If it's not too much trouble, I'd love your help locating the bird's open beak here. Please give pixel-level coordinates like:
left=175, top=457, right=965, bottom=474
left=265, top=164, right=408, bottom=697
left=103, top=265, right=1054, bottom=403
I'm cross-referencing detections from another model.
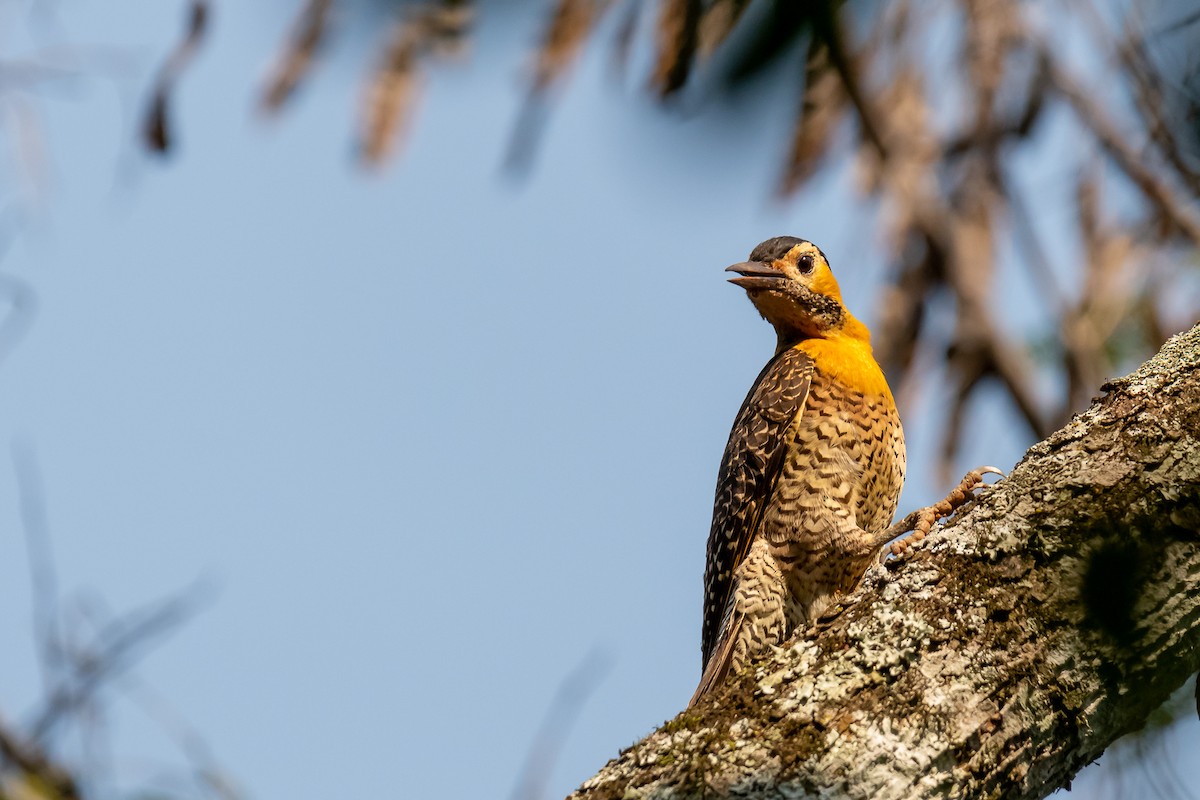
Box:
left=726, top=260, right=787, bottom=290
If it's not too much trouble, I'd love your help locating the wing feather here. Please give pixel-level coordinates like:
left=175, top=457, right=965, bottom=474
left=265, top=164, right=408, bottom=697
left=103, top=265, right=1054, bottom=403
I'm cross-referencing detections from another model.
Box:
left=700, top=346, right=813, bottom=670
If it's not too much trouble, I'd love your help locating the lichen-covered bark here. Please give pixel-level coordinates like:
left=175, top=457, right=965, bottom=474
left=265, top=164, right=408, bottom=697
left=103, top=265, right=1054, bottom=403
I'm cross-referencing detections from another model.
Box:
left=572, top=323, right=1200, bottom=800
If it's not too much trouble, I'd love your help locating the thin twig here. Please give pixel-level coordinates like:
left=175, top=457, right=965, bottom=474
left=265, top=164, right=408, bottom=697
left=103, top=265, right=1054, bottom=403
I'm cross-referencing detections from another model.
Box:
left=31, top=583, right=210, bottom=742
left=260, top=0, right=333, bottom=113
left=1048, top=57, right=1200, bottom=246
left=12, top=441, right=62, bottom=696
left=142, top=0, right=210, bottom=153
left=509, top=649, right=614, bottom=800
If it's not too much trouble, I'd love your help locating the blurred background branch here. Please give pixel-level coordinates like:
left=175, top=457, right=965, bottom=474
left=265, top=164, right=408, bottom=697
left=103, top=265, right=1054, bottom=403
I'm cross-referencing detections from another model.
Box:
left=148, top=0, right=1200, bottom=481
left=2, top=441, right=229, bottom=800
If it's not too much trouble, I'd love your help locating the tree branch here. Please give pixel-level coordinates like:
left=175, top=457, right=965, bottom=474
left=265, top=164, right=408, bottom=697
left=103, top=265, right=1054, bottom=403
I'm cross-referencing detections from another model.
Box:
left=571, top=322, right=1200, bottom=800
left=1046, top=58, right=1200, bottom=247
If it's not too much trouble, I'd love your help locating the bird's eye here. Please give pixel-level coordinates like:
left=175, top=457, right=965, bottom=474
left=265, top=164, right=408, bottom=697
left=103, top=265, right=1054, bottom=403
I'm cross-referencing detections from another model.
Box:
left=798, top=254, right=815, bottom=274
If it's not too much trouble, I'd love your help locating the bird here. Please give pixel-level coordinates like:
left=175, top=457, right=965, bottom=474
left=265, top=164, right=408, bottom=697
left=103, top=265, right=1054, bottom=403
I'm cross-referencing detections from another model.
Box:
left=691, top=236, right=998, bottom=706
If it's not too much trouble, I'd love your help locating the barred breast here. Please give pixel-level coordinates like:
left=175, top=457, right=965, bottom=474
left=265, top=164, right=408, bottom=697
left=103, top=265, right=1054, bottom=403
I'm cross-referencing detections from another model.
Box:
left=761, top=366, right=906, bottom=627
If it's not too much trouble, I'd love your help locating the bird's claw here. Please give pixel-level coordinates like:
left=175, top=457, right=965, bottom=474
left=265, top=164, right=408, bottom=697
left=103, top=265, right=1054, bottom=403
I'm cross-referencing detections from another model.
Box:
left=879, top=466, right=1003, bottom=562
left=940, top=466, right=1004, bottom=516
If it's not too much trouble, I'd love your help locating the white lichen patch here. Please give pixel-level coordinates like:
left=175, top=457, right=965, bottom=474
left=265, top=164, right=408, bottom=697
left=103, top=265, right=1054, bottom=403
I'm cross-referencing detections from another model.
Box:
left=729, top=718, right=753, bottom=739
left=881, top=581, right=901, bottom=602
left=845, top=605, right=934, bottom=672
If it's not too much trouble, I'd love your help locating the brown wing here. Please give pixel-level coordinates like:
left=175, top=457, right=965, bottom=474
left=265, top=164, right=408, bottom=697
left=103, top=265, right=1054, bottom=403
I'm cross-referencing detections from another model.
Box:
left=700, top=346, right=812, bottom=670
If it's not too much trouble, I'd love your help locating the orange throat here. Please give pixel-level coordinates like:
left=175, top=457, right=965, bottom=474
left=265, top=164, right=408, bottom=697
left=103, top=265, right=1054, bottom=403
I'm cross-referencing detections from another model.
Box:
left=792, top=333, right=895, bottom=403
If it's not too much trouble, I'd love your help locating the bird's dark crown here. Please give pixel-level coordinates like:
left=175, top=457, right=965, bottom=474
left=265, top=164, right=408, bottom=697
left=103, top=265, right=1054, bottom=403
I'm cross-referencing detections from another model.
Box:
left=748, top=236, right=825, bottom=264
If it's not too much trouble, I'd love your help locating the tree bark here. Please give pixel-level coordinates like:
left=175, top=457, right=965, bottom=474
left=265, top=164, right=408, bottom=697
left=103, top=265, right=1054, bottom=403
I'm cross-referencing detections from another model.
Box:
left=571, top=323, right=1200, bottom=800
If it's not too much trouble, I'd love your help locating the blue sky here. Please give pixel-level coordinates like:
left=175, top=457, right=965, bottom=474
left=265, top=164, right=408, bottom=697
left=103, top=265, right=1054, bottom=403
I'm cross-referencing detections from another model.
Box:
left=0, top=3, right=1196, bottom=799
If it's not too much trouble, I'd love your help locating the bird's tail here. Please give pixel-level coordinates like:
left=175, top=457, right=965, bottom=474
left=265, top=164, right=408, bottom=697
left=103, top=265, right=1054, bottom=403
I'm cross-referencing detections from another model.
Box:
left=688, top=612, right=742, bottom=707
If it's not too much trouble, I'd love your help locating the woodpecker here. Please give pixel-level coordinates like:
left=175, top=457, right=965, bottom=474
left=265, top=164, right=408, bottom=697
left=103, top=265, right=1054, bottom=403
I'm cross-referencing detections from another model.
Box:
left=692, top=237, right=1000, bottom=705
left=692, top=236, right=907, bottom=704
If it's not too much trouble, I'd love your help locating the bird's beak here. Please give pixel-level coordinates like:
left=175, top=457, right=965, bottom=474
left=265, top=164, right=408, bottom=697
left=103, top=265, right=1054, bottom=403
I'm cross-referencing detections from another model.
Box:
left=726, top=260, right=787, bottom=290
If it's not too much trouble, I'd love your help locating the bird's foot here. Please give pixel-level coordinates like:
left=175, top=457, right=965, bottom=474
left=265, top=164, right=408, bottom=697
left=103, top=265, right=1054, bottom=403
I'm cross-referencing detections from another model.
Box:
left=879, top=466, right=1004, bottom=561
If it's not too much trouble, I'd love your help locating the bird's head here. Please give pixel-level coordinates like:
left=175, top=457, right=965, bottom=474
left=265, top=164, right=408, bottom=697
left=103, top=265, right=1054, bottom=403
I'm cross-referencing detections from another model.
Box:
left=726, top=236, right=867, bottom=346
